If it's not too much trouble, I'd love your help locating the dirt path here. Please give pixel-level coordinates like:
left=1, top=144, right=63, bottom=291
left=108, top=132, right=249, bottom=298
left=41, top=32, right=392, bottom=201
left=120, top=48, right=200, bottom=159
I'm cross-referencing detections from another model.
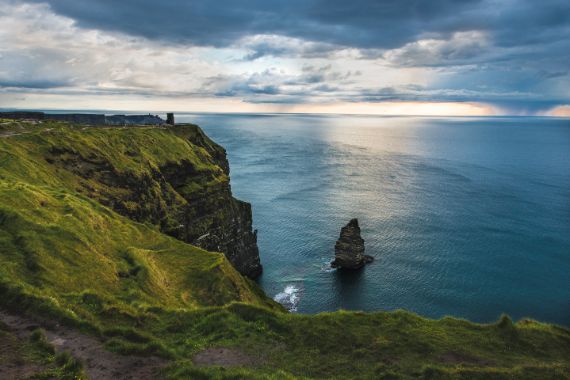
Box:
left=0, top=310, right=167, bottom=380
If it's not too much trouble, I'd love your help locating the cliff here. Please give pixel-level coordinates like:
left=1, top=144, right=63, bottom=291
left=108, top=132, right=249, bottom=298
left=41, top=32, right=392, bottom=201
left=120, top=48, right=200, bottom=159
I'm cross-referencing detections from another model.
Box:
left=0, top=119, right=568, bottom=380
left=0, top=120, right=261, bottom=277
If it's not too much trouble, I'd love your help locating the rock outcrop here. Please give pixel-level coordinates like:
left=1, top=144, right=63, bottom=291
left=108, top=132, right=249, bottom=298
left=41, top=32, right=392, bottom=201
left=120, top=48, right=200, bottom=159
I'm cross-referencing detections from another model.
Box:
left=331, top=219, right=373, bottom=269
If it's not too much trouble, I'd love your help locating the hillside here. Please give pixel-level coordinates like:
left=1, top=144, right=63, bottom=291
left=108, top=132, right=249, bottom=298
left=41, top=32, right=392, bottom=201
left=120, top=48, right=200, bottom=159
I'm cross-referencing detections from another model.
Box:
left=0, top=120, right=261, bottom=278
left=0, top=119, right=568, bottom=380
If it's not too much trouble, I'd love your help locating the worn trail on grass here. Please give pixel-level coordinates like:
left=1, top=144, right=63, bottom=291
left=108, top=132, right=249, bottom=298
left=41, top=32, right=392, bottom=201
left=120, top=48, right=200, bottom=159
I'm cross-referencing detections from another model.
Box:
left=0, top=310, right=166, bottom=380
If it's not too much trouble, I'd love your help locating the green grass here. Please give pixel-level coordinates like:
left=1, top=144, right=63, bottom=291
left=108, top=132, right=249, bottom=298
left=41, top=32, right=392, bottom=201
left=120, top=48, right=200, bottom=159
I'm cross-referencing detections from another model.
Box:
left=0, top=121, right=569, bottom=379
left=0, top=180, right=276, bottom=312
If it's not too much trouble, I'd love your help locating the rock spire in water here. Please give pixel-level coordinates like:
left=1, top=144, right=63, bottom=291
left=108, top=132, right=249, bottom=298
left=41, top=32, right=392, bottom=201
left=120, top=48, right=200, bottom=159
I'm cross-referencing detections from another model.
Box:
left=331, top=218, right=373, bottom=269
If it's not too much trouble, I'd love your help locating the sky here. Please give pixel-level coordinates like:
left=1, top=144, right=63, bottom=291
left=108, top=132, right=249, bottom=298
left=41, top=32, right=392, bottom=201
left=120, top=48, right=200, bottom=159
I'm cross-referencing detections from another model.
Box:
left=0, top=0, right=569, bottom=116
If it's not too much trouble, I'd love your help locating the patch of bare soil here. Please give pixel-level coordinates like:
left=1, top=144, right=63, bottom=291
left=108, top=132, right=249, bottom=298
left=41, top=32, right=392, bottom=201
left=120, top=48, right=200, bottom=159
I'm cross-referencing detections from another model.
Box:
left=193, top=347, right=261, bottom=368
left=0, top=310, right=167, bottom=380
left=0, top=328, right=47, bottom=380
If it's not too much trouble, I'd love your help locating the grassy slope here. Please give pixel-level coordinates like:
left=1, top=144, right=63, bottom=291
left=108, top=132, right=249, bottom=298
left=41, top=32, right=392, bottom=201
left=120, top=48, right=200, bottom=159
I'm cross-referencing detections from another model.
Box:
left=0, top=181, right=274, bottom=311
left=0, top=121, right=228, bottom=230
left=0, top=121, right=568, bottom=379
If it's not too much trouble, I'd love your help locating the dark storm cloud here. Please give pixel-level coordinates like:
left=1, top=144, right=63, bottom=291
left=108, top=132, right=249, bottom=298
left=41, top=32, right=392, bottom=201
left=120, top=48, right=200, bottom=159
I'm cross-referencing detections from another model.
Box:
left=17, top=1, right=570, bottom=65
left=241, top=39, right=338, bottom=60
left=486, top=0, right=570, bottom=48
left=27, top=0, right=570, bottom=63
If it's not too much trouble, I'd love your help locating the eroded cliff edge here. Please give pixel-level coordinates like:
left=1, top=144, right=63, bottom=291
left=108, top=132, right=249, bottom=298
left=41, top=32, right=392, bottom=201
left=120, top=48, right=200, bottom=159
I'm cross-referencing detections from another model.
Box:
left=2, top=121, right=262, bottom=277
left=157, top=126, right=262, bottom=277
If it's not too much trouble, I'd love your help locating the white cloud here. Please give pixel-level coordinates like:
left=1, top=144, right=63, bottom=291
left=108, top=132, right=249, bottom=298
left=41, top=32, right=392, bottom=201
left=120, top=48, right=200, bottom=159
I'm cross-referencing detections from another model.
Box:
left=0, top=2, right=226, bottom=94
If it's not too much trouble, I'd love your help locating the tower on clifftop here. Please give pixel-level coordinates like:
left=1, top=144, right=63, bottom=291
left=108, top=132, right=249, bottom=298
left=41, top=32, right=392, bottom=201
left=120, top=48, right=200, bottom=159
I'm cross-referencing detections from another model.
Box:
left=166, top=113, right=175, bottom=125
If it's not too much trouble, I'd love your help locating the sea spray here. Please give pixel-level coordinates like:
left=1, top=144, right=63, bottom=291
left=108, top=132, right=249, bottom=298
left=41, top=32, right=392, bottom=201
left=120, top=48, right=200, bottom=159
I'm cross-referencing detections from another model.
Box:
left=320, top=257, right=337, bottom=273
left=274, top=285, right=301, bottom=312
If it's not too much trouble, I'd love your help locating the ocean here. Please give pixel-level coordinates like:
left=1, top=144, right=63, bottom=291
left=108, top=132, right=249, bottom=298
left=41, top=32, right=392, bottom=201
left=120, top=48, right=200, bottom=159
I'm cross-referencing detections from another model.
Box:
left=177, top=113, right=570, bottom=325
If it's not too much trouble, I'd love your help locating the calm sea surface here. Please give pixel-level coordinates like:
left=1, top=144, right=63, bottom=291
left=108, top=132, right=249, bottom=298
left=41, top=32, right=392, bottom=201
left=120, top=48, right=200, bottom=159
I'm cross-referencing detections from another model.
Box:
left=177, top=114, right=570, bottom=325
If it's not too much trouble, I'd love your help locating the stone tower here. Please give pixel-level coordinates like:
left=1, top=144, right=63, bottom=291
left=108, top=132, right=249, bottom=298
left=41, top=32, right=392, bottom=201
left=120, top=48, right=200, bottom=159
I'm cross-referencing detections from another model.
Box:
left=166, top=113, right=175, bottom=125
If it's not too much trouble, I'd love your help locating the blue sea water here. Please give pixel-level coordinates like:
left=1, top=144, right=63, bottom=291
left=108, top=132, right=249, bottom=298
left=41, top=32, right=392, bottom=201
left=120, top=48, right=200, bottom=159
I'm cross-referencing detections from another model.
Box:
left=177, top=113, right=570, bottom=325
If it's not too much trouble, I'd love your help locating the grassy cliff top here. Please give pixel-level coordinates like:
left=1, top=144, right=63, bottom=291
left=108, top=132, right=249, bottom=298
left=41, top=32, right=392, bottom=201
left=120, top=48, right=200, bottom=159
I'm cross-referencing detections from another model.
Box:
left=0, top=120, right=568, bottom=379
left=0, top=120, right=228, bottom=190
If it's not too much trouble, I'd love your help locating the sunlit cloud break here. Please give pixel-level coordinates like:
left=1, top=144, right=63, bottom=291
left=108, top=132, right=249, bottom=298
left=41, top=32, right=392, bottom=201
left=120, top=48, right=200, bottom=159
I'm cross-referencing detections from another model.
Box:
left=0, top=0, right=569, bottom=115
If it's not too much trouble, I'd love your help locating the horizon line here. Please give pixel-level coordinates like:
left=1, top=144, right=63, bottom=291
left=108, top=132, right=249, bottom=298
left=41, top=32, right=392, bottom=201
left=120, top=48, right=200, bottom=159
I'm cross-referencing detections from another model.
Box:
left=2, top=107, right=570, bottom=119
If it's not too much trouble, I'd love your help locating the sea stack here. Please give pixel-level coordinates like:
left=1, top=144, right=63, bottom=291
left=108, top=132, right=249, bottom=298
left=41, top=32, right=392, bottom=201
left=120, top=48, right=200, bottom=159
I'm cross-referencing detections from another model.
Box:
left=331, top=218, right=374, bottom=269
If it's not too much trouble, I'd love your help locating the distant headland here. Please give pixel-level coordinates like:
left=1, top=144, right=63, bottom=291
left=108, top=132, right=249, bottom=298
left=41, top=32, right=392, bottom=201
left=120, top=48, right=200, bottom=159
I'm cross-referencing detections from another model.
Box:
left=0, top=111, right=176, bottom=126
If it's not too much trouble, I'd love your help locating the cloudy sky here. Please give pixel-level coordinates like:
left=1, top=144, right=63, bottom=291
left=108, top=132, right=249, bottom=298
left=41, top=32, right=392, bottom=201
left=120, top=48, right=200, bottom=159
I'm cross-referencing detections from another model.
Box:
left=1, top=0, right=569, bottom=115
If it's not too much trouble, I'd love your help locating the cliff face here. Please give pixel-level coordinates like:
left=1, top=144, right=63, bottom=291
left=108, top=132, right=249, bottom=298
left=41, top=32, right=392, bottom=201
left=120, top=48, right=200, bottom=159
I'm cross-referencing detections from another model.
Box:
left=145, top=147, right=262, bottom=277
left=1, top=122, right=262, bottom=277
